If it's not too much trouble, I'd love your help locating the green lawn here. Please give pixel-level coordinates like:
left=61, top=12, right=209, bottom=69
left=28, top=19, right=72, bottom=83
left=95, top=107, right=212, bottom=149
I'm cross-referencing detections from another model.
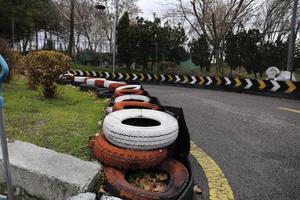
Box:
left=2, top=80, right=107, bottom=160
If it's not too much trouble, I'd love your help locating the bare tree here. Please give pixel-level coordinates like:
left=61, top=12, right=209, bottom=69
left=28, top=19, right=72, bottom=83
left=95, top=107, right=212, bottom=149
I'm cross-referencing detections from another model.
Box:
left=253, top=0, right=295, bottom=42
left=166, top=0, right=254, bottom=74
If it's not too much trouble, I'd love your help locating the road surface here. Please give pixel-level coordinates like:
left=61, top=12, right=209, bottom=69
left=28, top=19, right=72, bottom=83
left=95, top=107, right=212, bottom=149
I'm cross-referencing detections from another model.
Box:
left=145, top=84, right=300, bottom=200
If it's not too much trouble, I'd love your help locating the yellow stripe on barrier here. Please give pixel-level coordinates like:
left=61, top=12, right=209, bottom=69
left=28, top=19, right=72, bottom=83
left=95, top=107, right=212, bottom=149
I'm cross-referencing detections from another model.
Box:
left=234, top=78, right=241, bottom=87
left=140, top=74, right=145, bottom=81
left=182, top=75, right=189, bottom=83
left=125, top=73, right=130, bottom=80
left=285, top=81, right=296, bottom=93
left=199, top=76, right=205, bottom=85
left=191, top=142, right=234, bottom=200
left=168, top=75, right=173, bottom=82
left=216, top=77, right=222, bottom=86
left=258, top=80, right=267, bottom=90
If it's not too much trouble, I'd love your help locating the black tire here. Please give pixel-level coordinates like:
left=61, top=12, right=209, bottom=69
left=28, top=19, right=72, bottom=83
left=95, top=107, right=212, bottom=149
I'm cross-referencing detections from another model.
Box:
left=57, top=79, right=73, bottom=85
left=97, top=90, right=113, bottom=98
left=80, top=84, right=98, bottom=92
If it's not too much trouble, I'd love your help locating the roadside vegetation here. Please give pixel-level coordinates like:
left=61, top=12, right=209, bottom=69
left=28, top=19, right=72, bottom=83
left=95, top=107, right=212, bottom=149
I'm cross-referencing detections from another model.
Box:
left=3, top=79, right=107, bottom=160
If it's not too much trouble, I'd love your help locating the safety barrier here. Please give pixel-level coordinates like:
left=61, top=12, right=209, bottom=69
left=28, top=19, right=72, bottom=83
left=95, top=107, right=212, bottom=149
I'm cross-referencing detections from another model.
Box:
left=67, top=70, right=300, bottom=99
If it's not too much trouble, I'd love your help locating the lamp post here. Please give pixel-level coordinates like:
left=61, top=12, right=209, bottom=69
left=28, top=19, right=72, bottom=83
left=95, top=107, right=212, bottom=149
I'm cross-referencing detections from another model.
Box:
left=95, top=4, right=106, bottom=68
left=287, top=0, right=299, bottom=80
left=112, top=14, right=117, bottom=73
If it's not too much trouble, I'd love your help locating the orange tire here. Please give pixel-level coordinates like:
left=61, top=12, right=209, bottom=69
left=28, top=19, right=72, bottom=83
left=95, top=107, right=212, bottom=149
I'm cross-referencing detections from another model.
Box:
left=95, top=79, right=105, bottom=87
left=113, top=89, right=144, bottom=98
left=113, top=101, right=160, bottom=111
left=104, top=159, right=189, bottom=200
left=93, top=134, right=168, bottom=170
left=109, top=83, right=127, bottom=93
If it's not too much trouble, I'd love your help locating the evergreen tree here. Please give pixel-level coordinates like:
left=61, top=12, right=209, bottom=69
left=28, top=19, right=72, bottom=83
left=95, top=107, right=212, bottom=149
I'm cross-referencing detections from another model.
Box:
left=189, top=35, right=211, bottom=72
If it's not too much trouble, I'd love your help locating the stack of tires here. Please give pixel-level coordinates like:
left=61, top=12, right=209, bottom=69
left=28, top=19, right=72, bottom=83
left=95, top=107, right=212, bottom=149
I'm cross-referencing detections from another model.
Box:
left=93, top=84, right=193, bottom=200
left=57, top=75, right=194, bottom=199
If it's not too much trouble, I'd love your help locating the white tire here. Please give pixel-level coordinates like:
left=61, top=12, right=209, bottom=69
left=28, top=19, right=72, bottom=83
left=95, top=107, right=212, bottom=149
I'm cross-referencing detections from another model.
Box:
left=74, top=76, right=88, bottom=83
left=86, top=78, right=106, bottom=86
left=106, top=107, right=113, bottom=114
left=115, top=84, right=141, bottom=91
left=103, top=109, right=179, bottom=150
left=114, top=95, right=150, bottom=103
left=104, top=80, right=126, bottom=88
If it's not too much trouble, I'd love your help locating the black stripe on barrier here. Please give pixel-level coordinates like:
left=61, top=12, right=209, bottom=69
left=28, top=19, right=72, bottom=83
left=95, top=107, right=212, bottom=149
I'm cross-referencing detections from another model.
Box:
left=64, top=70, right=300, bottom=98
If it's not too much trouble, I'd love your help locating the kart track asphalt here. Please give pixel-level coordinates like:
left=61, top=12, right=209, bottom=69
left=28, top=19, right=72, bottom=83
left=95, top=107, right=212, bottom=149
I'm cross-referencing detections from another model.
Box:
left=144, top=84, right=300, bottom=200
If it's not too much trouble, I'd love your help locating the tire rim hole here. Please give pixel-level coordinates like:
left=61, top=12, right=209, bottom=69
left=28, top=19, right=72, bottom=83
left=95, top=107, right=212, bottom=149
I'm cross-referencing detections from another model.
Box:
left=124, top=99, right=145, bottom=102
left=122, top=91, right=141, bottom=95
left=126, top=169, right=169, bottom=192
left=122, top=118, right=161, bottom=127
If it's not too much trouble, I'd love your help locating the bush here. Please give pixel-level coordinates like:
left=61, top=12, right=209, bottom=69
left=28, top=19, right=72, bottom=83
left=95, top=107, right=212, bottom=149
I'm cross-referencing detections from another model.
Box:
left=0, top=38, right=22, bottom=82
left=25, top=50, right=71, bottom=98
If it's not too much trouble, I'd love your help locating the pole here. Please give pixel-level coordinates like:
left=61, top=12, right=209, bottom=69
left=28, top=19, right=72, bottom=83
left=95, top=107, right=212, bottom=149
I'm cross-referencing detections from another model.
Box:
left=0, top=111, right=13, bottom=200
left=155, top=41, right=158, bottom=74
left=0, top=55, right=13, bottom=200
left=287, top=0, right=299, bottom=79
left=11, top=19, right=14, bottom=49
left=112, top=14, right=117, bottom=73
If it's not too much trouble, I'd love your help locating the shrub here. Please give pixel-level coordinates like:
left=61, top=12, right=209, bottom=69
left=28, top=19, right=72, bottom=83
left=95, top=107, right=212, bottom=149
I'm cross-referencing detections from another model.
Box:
left=25, top=50, right=71, bottom=98
left=0, top=38, right=22, bottom=82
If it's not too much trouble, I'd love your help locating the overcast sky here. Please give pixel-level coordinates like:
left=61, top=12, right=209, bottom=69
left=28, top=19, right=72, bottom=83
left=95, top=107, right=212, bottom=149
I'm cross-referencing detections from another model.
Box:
left=137, top=0, right=164, bottom=19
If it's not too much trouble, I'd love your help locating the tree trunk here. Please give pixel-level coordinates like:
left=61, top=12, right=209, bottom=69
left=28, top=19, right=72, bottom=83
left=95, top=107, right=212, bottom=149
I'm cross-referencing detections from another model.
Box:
left=44, top=29, right=47, bottom=47
left=68, top=0, right=75, bottom=57
left=35, top=27, right=38, bottom=50
left=214, top=44, right=221, bottom=75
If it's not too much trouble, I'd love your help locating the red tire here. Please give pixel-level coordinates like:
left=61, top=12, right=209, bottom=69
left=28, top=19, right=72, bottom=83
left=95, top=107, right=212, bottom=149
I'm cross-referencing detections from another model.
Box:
left=113, top=89, right=144, bottom=98
left=93, top=134, right=168, bottom=170
left=95, top=79, right=105, bottom=87
left=104, top=159, right=189, bottom=200
left=113, top=101, right=160, bottom=112
left=109, top=83, right=127, bottom=93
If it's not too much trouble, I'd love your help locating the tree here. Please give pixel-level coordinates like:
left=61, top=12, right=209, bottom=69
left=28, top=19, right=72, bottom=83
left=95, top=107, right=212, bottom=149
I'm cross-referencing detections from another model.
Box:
left=164, top=25, right=189, bottom=64
left=174, top=0, right=253, bottom=74
left=0, top=0, right=60, bottom=51
left=117, top=12, right=132, bottom=69
left=189, top=35, right=210, bottom=72
left=240, top=29, right=262, bottom=77
left=225, top=31, right=243, bottom=73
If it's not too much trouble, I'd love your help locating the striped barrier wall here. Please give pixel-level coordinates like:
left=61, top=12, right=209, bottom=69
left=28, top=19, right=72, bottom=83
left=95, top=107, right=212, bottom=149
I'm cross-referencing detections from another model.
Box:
left=66, top=70, right=300, bottom=99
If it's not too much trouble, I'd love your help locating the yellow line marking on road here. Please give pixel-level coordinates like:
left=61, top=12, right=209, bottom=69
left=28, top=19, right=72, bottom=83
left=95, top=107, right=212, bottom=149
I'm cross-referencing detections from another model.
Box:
left=278, top=107, right=300, bottom=114
left=191, top=141, right=234, bottom=200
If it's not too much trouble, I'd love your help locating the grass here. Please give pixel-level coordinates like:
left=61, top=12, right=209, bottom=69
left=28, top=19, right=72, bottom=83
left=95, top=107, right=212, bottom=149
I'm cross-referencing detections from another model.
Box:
left=2, top=80, right=107, bottom=160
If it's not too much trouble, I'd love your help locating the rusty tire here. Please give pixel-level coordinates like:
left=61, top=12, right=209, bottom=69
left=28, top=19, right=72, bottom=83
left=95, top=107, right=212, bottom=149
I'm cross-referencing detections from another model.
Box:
left=104, top=159, right=189, bottom=200
left=95, top=79, right=106, bottom=87
left=93, top=134, right=168, bottom=170
left=109, top=83, right=127, bottom=93
left=113, top=89, right=144, bottom=98
left=104, top=80, right=125, bottom=88
left=86, top=78, right=106, bottom=86
left=113, top=101, right=160, bottom=112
